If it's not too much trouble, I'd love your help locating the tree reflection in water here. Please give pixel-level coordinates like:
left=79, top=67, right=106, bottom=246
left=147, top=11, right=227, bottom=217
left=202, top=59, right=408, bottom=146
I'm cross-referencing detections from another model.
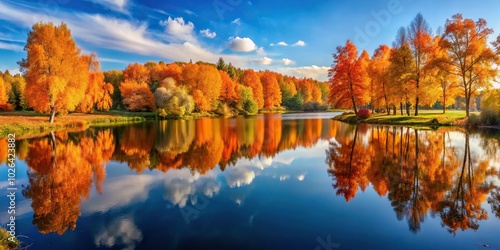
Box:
left=326, top=123, right=498, bottom=234
left=12, top=115, right=500, bottom=235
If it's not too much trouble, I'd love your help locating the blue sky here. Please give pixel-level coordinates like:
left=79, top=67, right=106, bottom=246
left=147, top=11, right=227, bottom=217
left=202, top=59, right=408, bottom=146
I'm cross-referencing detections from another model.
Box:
left=1, top=0, right=500, bottom=81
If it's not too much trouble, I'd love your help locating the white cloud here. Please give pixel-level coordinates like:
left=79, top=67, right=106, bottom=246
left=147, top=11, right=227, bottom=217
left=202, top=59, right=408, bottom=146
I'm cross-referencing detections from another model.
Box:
left=99, top=57, right=130, bottom=64
left=255, top=57, right=272, bottom=65
left=160, top=17, right=196, bottom=43
left=271, top=41, right=288, bottom=47
left=184, top=9, right=197, bottom=16
left=282, top=58, right=295, bottom=65
left=0, top=41, right=23, bottom=51
left=94, top=217, right=143, bottom=250
left=231, top=18, right=242, bottom=25
left=228, top=36, right=257, bottom=52
left=277, top=65, right=330, bottom=81
left=90, top=0, right=128, bottom=13
left=200, top=28, right=216, bottom=38
left=292, top=40, right=306, bottom=46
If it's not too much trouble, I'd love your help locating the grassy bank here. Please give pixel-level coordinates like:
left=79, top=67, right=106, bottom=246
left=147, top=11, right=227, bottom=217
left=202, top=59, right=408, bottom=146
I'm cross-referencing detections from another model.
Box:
left=332, top=110, right=477, bottom=127
left=0, top=111, right=147, bottom=138
left=0, top=228, right=19, bottom=250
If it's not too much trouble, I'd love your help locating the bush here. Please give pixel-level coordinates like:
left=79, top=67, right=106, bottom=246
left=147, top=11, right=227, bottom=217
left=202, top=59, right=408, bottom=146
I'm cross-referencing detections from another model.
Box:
left=357, top=109, right=371, bottom=119
left=154, top=78, right=194, bottom=118
left=467, top=114, right=482, bottom=127
left=318, top=104, right=329, bottom=111
left=243, top=99, right=258, bottom=115
left=302, top=101, right=319, bottom=112
left=480, top=89, right=500, bottom=125
left=0, top=103, right=13, bottom=111
left=283, top=95, right=303, bottom=111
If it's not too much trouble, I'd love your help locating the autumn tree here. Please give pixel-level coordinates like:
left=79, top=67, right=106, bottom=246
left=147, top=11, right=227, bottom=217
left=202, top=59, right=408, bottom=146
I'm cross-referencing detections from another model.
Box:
left=390, top=28, right=416, bottom=115
left=439, top=14, right=498, bottom=117
left=181, top=63, right=222, bottom=111
left=260, top=71, right=282, bottom=109
left=368, top=45, right=392, bottom=113
left=154, top=78, right=194, bottom=118
left=328, top=40, right=370, bottom=114
left=241, top=69, right=264, bottom=109
left=0, top=76, right=12, bottom=111
left=123, top=63, right=150, bottom=84
left=20, top=22, right=88, bottom=122
left=77, top=53, right=114, bottom=113
left=428, top=35, right=460, bottom=113
left=407, top=13, right=433, bottom=116
left=103, top=70, right=124, bottom=109
left=219, top=70, right=239, bottom=106
left=119, top=80, right=155, bottom=111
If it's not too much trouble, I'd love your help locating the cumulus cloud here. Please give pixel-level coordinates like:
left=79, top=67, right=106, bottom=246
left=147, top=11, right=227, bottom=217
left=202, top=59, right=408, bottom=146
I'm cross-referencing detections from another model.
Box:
left=270, top=41, right=288, bottom=47
left=282, top=58, right=295, bottom=65
left=277, top=65, right=329, bottom=81
left=228, top=36, right=257, bottom=52
left=160, top=16, right=196, bottom=43
left=231, top=18, right=242, bottom=25
left=95, top=217, right=143, bottom=250
left=292, top=40, right=306, bottom=46
left=200, top=28, right=216, bottom=38
left=255, top=57, right=272, bottom=65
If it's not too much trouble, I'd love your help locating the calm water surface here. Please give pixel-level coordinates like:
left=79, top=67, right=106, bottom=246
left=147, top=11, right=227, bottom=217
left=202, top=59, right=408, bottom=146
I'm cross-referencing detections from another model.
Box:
left=1, top=113, right=500, bottom=250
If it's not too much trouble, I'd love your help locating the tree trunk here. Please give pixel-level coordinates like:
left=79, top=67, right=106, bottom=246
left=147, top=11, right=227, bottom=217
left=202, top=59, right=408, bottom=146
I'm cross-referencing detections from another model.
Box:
left=49, top=105, right=56, bottom=123
left=400, top=102, right=403, bottom=115
left=465, top=95, right=470, bottom=117
left=406, top=102, right=410, bottom=116
left=442, top=87, right=446, bottom=114
left=414, top=79, right=419, bottom=116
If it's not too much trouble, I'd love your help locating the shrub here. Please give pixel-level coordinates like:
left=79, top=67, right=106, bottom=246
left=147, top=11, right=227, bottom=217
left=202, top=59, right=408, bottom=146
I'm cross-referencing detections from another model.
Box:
left=0, top=103, right=13, bottom=111
left=302, top=101, right=319, bottom=112
left=480, top=89, right=500, bottom=125
left=357, top=109, right=371, bottom=119
left=318, top=104, right=329, bottom=111
left=283, top=95, right=303, bottom=111
left=467, top=113, right=482, bottom=127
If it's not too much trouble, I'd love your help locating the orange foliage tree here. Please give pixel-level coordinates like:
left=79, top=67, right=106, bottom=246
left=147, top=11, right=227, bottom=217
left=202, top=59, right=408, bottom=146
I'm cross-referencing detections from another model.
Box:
left=119, top=80, right=155, bottom=111
left=181, top=63, right=222, bottom=111
left=77, top=53, right=114, bottom=113
left=219, top=70, right=239, bottom=106
left=328, top=40, right=370, bottom=114
left=241, top=69, right=264, bottom=109
left=439, top=14, right=498, bottom=117
left=20, top=22, right=88, bottom=122
left=0, top=76, right=13, bottom=111
left=260, top=71, right=282, bottom=109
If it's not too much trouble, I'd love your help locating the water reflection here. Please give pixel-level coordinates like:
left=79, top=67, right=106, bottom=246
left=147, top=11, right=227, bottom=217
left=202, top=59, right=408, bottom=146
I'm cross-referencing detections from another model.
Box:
left=326, top=123, right=500, bottom=234
left=2, top=114, right=499, bottom=240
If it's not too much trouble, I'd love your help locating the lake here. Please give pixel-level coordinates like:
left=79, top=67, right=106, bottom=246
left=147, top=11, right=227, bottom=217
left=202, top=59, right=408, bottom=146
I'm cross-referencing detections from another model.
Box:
left=1, top=113, right=500, bottom=249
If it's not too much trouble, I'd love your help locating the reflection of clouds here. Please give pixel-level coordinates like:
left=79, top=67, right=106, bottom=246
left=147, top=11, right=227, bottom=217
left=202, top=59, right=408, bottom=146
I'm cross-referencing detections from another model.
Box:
left=162, top=169, right=220, bottom=208
left=81, top=175, right=157, bottom=213
left=80, top=139, right=330, bottom=215
left=225, top=166, right=256, bottom=188
left=279, top=175, right=289, bottom=181
left=297, top=173, right=306, bottom=181
left=95, top=217, right=143, bottom=250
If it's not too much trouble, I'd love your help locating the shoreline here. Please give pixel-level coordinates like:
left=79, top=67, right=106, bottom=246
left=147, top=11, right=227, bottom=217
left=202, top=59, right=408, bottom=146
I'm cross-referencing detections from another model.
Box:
left=332, top=112, right=500, bottom=130
left=0, top=109, right=343, bottom=138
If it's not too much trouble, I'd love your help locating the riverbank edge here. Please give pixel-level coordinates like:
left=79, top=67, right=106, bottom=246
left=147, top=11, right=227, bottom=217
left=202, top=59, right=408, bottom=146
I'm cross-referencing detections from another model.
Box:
left=0, top=109, right=344, bottom=138
left=332, top=113, right=500, bottom=129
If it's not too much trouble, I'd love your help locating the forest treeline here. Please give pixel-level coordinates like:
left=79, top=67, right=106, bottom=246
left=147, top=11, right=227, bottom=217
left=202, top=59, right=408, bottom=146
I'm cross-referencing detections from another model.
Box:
left=328, top=13, right=500, bottom=123
left=0, top=23, right=329, bottom=121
